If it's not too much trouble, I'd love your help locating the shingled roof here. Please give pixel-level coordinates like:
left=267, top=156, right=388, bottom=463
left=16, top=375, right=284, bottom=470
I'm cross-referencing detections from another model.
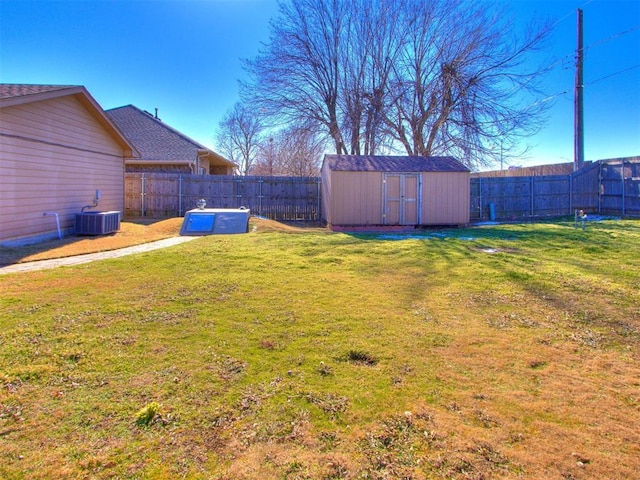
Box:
left=323, top=155, right=469, bottom=173
left=106, top=105, right=233, bottom=167
left=0, top=84, right=79, bottom=100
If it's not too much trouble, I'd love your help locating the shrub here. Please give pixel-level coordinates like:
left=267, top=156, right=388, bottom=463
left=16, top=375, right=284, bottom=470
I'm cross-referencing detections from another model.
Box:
left=135, top=402, right=160, bottom=427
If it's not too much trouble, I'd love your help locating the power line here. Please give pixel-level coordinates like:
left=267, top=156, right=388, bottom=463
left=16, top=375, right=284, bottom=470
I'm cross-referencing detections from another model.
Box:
left=548, top=23, right=640, bottom=74
left=585, top=64, right=640, bottom=86
left=550, top=0, right=596, bottom=29
left=584, top=23, right=640, bottom=52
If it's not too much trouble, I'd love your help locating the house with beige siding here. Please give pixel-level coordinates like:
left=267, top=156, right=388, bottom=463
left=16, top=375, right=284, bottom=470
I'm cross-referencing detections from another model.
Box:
left=106, top=105, right=235, bottom=175
left=321, top=155, right=470, bottom=229
left=0, top=84, right=137, bottom=245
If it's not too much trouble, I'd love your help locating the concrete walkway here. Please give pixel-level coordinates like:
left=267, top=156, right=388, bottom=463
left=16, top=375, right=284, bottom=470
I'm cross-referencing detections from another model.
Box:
left=0, top=236, right=197, bottom=275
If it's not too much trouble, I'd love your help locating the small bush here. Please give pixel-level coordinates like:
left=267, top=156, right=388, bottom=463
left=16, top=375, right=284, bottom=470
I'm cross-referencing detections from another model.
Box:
left=135, top=402, right=161, bottom=427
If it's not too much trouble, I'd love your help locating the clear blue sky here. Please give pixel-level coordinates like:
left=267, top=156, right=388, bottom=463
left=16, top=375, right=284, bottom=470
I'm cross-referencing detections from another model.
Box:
left=1, top=0, right=638, bottom=169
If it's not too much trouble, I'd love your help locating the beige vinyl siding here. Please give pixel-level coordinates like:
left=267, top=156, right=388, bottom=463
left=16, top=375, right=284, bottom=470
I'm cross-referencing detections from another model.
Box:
left=1, top=95, right=125, bottom=241
left=328, top=171, right=383, bottom=226
left=421, top=172, right=470, bottom=225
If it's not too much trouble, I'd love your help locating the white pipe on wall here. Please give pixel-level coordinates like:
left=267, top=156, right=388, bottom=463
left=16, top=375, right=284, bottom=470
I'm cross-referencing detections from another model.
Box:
left=43, top=212, right=62, bottom=239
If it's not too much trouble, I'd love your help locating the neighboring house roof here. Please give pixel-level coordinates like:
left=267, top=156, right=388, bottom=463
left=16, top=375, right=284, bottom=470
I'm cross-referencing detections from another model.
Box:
left=323, top=155, right=470, bottom=173
left=105, top=105, right=234, bottom=169
left=0, top=84, right=137, bottom=158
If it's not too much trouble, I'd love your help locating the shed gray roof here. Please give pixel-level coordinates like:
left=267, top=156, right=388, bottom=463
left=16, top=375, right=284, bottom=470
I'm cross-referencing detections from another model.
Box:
left=323, top=155, right=469, bottom=173
left=106, top=105, right=233, bottom=166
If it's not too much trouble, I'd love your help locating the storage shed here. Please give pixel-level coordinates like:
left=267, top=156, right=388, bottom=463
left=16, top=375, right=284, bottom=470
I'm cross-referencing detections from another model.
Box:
left=0, top=84, right=137, bottom=245
left=321, top=155, right=470, bottom=229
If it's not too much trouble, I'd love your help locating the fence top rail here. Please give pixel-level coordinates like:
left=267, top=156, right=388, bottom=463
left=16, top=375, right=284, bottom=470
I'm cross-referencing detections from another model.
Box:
left=125, top=172, right=321, bottom=182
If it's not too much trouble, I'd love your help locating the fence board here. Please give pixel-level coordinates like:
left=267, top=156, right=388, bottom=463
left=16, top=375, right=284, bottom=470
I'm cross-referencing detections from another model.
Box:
left=125, top=173, right=321, bottom=221
left=470, top=159, right=640, bottom=220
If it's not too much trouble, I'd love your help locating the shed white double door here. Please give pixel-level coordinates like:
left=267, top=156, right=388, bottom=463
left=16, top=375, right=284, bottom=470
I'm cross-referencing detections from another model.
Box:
left=382, top=173, right=422, bottom=225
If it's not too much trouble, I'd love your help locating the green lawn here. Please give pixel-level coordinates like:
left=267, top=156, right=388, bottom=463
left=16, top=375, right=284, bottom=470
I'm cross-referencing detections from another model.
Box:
left=1, top=219, right=639, bottom=479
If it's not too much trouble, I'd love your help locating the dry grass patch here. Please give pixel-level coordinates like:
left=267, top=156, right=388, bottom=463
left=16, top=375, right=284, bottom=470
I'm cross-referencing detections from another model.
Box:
left=0, top=218, right=183, bottom=265
left=0, top=217, right=322, bottom=266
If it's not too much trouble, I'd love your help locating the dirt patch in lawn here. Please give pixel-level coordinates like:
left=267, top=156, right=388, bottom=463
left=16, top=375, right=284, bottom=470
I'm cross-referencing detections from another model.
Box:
left=249, top=216, right=326, bottom=234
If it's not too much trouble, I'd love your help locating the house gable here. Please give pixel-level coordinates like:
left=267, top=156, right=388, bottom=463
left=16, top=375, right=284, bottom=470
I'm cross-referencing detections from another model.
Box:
left=106, top=105, right=234, bottom=174
left=0, top=84, right=133, bottom=243
left=0, top=84, right=136, bottom=157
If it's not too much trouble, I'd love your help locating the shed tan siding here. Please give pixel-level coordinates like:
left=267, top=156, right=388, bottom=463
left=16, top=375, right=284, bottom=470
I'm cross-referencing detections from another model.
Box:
left=1, top=95, right=125, bottom=242
left=326, top=171, right=384, bottom=226
left=421, top=172, right=470, bottom=225
left=322, top=168, right=470, bottom=226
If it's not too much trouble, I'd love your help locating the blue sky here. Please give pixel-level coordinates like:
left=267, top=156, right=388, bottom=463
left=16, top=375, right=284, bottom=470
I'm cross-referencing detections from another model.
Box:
left=1, top=0, right=638, bottom=169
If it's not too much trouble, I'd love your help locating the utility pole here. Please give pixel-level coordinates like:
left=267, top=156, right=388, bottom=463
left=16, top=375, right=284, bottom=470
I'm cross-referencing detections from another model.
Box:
left=574, top=8, right=585, bottom=172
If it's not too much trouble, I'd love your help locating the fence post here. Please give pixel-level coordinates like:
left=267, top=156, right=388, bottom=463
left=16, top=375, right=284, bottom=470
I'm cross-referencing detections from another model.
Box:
left=317, top=177, right=322, bottom=222
left=259, top=177, right=263, bottom=216
left=569, top=174, right=573, bottom=215
left=622, top=160, right=626, bottom=216
left=597, top=161, right=602, bottom=214
left=141, top=173, right=146, bottom=217
left=478, top=177, right=483, bottom=220
left=178, top=174, right=183, bottom=217
left=530, top=176, right=534, bottom=218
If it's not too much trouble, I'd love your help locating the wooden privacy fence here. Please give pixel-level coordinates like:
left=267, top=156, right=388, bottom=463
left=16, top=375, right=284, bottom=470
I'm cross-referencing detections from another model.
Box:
left=125, top=173, right=322, bottom=221
left=471, top=175, right=571, bottom=221
left=471, top=158, right=640, bottom=221
left=126, top=159, right=639, bottom=222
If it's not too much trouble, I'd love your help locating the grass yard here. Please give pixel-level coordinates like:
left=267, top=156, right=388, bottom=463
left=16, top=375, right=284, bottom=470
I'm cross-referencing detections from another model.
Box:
left=1, top=218, right=639, bottom=479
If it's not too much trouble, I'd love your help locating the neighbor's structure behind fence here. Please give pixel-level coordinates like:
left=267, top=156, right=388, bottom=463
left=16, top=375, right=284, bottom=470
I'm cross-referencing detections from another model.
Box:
left=470, top=158, right=640, bottom=221
left=125, top=173, right=322, bottom=221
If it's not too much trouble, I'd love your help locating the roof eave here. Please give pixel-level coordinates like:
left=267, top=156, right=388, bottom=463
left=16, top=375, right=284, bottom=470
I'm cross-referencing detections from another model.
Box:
left=0, top=85, right=83, bottom=108
left=125, top=159, right=193, bottom=165
left=197, top=149, right=236, bottom=168
left=72, top=88, right=139, bottom=158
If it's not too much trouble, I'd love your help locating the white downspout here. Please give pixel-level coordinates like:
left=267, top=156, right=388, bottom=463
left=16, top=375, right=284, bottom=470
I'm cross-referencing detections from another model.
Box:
left=196, top=151, right=206, bottom=175
left=43, top=212, right=62, bottom=239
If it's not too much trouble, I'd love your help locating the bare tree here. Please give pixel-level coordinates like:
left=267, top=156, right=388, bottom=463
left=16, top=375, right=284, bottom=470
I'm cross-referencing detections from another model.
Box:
left=340, top=0, right=409, bottom=155
left=242, top=0, right=552, bottom=170
left=278, top=125, right=324, bottom=176
left=250, top=125, right=324, bottom=176
left=384, top=0, right=552, bottom=168
left=251, top=137, right=279, bottom=176
left=215, top=103, right=263, bottom=175
left=243, top=0, right=349, bottom=154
